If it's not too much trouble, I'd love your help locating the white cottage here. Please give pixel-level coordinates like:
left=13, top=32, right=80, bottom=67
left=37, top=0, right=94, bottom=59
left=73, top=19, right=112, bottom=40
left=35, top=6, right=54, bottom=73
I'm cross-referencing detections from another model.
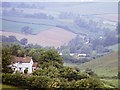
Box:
left=12, top=56, right=37, bottom=73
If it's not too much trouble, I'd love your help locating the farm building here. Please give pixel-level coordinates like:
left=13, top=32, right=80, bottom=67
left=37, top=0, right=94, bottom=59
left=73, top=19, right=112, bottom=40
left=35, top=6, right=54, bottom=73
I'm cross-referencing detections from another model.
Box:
left=11, top=56, right=38, bottom=73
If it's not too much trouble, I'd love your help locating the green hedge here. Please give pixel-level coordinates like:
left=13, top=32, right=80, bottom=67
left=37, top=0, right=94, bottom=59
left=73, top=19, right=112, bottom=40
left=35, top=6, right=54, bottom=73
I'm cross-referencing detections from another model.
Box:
left=2, top=73, right=105, bottom=89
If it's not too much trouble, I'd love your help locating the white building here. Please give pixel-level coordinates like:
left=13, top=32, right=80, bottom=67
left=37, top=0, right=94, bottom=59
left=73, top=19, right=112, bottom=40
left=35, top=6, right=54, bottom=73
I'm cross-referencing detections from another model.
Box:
left=78, top=54, right=87, bottom=57
left=69, top=53, right=75, bottom=56
left=59, top=52, right=63, bottom=56
left=11, top=56, right=37, bottom=73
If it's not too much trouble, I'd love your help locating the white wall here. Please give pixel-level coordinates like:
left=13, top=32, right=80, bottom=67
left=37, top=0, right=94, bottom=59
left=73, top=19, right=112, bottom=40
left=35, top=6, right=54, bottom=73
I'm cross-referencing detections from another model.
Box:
left=13, top=59, right=33, bottom=73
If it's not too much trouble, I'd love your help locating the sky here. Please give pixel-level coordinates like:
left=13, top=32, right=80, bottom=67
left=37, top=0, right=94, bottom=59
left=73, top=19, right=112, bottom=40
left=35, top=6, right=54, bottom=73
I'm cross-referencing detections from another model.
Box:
left=1, top=0, right=119, bottom=2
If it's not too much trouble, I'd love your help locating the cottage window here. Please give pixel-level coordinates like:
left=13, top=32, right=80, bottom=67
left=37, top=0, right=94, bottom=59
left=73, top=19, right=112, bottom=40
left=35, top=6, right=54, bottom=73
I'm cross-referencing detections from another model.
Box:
left=19, top=67, right=22, bottom=71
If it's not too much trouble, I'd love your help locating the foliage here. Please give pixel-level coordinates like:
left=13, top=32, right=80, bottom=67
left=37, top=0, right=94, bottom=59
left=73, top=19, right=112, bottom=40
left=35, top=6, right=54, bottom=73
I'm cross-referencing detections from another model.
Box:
left=2, top=44, right=107, bottom=88
left=20, top=38, right=28, bottom=45
left=2, top=73, right=105, bottom=89
left=2, top=73, right=29, bottom=88
left=28, top=48, right=44, bottom=62
left=31, top=76, right=51, bottom=89
left=74, top=77, right=104, bottom=88
left=21, top=26, right=32, bottom=34
left=38, top=48, right=63, bottom=65
left=2, top=47, right=14, bottom=73
left=2, top=36, right=19, bottom=43
left=62, top=55, right=90, bottom=64
left=85, top=68, right=97, bottom=77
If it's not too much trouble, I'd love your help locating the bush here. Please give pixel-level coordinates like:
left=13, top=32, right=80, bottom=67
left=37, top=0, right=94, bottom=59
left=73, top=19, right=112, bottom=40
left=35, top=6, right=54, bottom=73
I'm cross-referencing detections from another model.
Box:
left=2, top=73, right=105, bottom=89
left=74, top=77, right=104, bottom=88
left=60, top=67, right=89, bottom=81
left=2, top=73, right=28, bottom=88
left=32, top=76, right=51, bottom=89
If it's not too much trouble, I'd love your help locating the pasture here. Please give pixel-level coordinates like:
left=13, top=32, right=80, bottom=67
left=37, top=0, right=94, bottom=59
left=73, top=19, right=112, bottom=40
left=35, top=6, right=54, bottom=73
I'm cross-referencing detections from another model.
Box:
left=79, top=52, right=118, bottom=77
left=64, top=52, right=118, bottom=88
left=1, top=16, right=93, bottom=36
left=2, top=17, right=55, bottom=34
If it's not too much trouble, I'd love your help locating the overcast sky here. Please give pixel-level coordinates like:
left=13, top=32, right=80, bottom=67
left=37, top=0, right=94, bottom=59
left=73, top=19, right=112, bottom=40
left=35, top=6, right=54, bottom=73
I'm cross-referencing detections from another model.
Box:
left=1, top=0, right=119, bottom=2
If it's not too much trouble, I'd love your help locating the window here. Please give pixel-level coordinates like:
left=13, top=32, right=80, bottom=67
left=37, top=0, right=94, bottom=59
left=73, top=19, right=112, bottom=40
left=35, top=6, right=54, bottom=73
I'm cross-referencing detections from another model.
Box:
left=19, top=67, right=22, bottom=71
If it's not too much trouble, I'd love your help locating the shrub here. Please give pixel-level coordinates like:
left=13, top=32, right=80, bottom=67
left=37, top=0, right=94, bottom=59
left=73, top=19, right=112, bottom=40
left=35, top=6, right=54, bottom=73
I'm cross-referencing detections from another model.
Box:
left=74, top=77, right=104, bottom=88
left=2, top=73, right=28, bottom=88
left=2, top=73, right=105, bottom=89
left=32, top=76, right=51, bottom=89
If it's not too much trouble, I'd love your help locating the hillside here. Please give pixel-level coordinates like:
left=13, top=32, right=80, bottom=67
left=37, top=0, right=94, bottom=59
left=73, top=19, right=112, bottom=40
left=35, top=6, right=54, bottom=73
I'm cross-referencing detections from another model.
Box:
left=79, top=52, right=118, bottom=77
left=1, top=27, right=76, bottom=48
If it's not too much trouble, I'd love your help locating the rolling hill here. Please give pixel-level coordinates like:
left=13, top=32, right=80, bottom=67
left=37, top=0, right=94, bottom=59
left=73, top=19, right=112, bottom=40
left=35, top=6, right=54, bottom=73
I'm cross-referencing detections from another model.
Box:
left=64, top=52, right=119, bottom=87
left=79, top=52, right=118, bottom=77
left=1, top=27, right=76, bottom=48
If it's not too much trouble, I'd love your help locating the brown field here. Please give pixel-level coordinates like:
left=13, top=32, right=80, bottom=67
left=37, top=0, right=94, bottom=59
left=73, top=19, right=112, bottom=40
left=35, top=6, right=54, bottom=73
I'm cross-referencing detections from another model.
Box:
left=1, top=27, right=76, bottom=48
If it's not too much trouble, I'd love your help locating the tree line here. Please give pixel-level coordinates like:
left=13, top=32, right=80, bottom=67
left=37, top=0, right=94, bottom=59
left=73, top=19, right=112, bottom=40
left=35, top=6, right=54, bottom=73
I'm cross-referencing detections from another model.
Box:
left=1, top=43, right=111, bottom=88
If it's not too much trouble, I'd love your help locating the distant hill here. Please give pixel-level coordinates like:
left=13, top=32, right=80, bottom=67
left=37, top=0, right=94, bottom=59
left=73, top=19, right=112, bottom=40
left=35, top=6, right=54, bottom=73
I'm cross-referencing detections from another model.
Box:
left=1, top=27, right=76, bottom=48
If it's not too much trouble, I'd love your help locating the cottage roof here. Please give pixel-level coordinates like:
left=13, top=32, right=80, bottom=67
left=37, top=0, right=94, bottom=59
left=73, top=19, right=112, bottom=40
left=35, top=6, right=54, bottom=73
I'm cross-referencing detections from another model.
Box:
left=14, top=56, right=32, bottom=63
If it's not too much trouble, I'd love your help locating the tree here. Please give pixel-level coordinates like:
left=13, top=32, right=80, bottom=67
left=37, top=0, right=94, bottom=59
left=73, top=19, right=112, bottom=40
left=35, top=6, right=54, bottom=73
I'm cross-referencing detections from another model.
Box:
left=8, top=36, right=18, bottom=42
left=85, top=68, right=97, bottom=77
left=2, top=47, right=14, bottom=73
left=28, top=48, right=45, bottom=62
left=20, top=38, right=28, bottom=45
left=21, top=26, right=32, bottom=34
left=74, top=77, right=104, bottom=88
left=38, top=49, right=63, bottom=65
left=10, top=44, right=21, bottom=56
left=2, top=35, right=18, bottom=43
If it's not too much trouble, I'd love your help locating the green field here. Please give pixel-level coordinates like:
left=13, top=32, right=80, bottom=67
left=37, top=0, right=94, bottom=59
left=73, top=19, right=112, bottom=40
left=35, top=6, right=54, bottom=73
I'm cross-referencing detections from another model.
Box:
left=1, top=16, right=91, bottom=35
left=79, top=52, right=118, bottom=77
left=101, top=79, right=118, bottom=88
left=65, top=52, right=118, bottom=77
left=108, top=43, right=120, bottom=52
left=64, top=52, right=118, bottom=87
left=2, top=18, right=54, bottom=34
left=0, top=84, right=24, bottom=90
left=80, top=52, right=118, bottom=88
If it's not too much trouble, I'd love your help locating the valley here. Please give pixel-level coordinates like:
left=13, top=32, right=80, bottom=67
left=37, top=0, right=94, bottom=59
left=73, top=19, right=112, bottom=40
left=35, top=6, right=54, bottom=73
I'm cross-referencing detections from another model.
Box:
left=1, top=2, right=119, bottom=89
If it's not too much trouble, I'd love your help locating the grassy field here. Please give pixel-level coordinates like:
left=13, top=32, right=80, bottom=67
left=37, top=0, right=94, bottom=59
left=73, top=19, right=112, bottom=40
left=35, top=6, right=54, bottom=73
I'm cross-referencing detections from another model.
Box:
left=64, top=51, right=118, bottom=87
left=108, top=43, right=119, bottom=52
left=79, top=52, right=118, bottom=77
left=0, top=84, right=24, bottom=90
left=101, top=79, right=118, bottom=88
left=65, top=52, right=118, bottom=77
left=1, top=16, right=67, bottom=34
left=80, top=52, right=118, bottom=88
left=1, top=16, right=90, bottom=35
left=2, top=18, right=54, bottom=34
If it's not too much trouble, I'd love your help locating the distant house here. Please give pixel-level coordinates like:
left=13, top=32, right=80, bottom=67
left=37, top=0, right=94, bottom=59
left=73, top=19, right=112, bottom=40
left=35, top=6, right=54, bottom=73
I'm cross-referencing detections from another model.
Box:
left=69, top=53, right=75, bottom=56
left=59, top=52, right=63, bottom=56
left=78, top=53, right=86, bottom=57
left=11, top=56, right=38, bottom=73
